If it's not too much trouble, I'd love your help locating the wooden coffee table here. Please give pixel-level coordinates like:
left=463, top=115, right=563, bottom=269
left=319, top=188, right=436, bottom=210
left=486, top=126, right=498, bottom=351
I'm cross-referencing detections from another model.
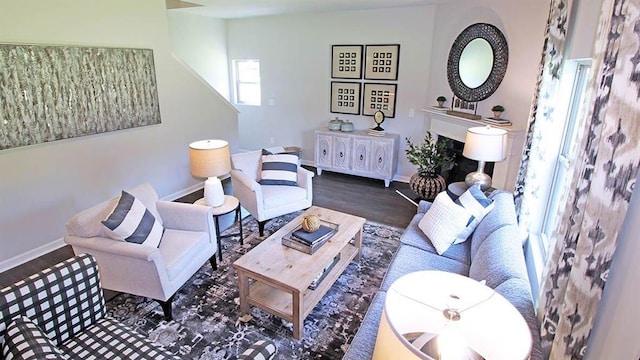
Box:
left=232, top=206, right=366, bottom=339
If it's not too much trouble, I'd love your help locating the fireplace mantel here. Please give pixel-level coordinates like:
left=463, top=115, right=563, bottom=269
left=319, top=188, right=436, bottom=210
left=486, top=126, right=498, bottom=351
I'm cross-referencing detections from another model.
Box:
left=421, top=109, right=526, bottom=191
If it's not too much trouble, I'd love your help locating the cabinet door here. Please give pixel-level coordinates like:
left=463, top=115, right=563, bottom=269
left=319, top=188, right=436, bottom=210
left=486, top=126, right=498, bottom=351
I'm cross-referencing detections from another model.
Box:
left=332, top=135, right=351, bottom=170
left=370, top=139, right=393, bottom=177
left=316, top=134, right=333, bottom=168
left=352, top=138, right=371, bottom=173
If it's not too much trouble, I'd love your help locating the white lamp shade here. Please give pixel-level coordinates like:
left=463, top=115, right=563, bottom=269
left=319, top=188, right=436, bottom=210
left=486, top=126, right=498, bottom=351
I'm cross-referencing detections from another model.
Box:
left=189, top=139, right=231, bottom=207
left=189, top=139, right=231, bottom=178
left=373, top=271, right=531, bottom=360
left=462, top=126, right=507, bottom=162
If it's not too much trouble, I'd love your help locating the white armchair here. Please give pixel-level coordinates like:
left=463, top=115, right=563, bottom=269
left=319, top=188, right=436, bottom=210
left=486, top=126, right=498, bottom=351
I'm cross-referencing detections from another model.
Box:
left=64, top=183, right=217, bottom=320
left=230, top=149, right=313, bottom=236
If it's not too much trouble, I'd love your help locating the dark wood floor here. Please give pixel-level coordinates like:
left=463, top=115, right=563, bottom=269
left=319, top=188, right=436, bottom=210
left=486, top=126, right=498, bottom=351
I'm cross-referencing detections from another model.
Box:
left=0, top=167, right=417, bottom=288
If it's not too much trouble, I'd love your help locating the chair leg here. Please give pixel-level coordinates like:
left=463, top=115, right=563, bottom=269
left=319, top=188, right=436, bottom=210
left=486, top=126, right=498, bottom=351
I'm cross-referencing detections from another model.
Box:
left=258, top=220, right=267, bottom=237
left=210, top=255, right=217, bottom=271
left=157, top=295, right=174, bottom=321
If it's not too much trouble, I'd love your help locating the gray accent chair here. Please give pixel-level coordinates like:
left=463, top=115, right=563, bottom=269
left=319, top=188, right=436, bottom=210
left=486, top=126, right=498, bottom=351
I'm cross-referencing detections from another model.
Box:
left=230, top=148, right=313, bottom=236
left=64, top=183, right=217, bottom=320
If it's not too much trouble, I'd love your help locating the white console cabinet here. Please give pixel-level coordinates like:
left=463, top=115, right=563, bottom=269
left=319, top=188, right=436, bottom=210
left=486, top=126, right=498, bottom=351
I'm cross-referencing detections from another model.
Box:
left=315, top=129, right=399, bottom=187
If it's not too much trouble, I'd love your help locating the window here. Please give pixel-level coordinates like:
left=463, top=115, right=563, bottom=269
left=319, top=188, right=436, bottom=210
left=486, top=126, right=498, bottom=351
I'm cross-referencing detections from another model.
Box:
left=525, top=59, right=592, bottom=301
left=232, top=60, right=261, bottom=106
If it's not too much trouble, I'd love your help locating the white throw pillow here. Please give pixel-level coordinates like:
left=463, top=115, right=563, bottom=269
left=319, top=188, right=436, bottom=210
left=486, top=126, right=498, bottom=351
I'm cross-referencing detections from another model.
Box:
left=418, top=185, right=496, bottom=254
left=259, top=150, right=298, bottom=186
left=418, top=192, right=474, bottom=254
left=101, top=191, right=163, bottom=247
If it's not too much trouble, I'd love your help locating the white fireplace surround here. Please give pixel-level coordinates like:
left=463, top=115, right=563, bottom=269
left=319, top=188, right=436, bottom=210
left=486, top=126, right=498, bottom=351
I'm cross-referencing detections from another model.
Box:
left=422, top=109, right=526, bottom=191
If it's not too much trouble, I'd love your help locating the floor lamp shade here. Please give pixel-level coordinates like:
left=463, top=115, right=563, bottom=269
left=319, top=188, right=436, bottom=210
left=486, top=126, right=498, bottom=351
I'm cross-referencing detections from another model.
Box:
left=462, top=126, right=507, bottom=190
left=189, top=139, right=231, bottom=207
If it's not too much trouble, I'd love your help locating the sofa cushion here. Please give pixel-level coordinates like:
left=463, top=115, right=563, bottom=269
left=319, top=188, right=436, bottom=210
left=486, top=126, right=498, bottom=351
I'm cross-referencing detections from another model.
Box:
left=342, top=291, right=386, bottom=360
left=101, top=191, right=164, bottom=248
left=468, top=225, right=529, bottom=288
left=231, top=150, right=263, bottom=182
left=259, top=152, right=298, bottom=186
left=380, top=245, right=470, bottom=292
left=417, top=192, right=474, bottom=254
left=60, top=317, right=180, bottom=359
left=494, top=278, right=543, bottom=360
left=470, top=191, right=519, bottom=261
left=2, top=316, right=69, bottom=360
left=159, top=229, right=210, bottom=281
left=401, top=214, right=471, bottom=265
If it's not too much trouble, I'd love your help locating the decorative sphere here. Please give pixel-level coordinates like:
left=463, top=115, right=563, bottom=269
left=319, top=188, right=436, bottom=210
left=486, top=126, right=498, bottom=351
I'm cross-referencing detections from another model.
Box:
left=301, top=215, right=321, bottom=232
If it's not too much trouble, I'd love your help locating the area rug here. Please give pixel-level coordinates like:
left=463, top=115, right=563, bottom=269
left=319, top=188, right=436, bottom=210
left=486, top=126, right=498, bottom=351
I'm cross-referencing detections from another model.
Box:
left=105, top=211, right=402, bottom=359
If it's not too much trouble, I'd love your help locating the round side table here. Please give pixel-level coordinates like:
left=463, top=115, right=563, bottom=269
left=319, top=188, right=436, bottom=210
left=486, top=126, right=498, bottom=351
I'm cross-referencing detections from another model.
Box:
left=195, top=195, right=243, bottom=261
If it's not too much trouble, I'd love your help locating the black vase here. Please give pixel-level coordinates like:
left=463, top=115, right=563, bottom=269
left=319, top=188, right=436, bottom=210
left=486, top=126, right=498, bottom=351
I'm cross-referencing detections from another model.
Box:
left=409, top=173, right=446, bottom=200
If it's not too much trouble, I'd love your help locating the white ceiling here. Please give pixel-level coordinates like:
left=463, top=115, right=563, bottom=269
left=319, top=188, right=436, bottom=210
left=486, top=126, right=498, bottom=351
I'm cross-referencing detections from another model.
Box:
left=168, top=0, right=451, bottom=19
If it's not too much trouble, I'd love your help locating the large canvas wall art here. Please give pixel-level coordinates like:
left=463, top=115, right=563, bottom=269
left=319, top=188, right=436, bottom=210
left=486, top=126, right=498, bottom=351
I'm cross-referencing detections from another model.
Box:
left=0, top=44, right=161, bottom=150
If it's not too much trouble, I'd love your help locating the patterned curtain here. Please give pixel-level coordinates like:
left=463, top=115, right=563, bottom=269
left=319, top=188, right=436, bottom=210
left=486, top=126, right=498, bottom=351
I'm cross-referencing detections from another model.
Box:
left=513, top=0, right=573, bottom=232
left=535, top=0, right=640, bottom=358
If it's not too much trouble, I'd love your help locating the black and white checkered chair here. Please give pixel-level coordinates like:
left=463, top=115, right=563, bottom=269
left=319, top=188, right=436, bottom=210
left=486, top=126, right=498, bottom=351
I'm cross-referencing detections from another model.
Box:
left=0, top=254, right=276, bottom=360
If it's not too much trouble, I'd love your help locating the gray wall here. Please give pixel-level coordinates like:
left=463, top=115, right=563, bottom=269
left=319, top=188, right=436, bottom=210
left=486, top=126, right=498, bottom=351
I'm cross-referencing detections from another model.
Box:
left=223, top=1, right=549, bottom=181
left=0, top=0, right=240, bottom=269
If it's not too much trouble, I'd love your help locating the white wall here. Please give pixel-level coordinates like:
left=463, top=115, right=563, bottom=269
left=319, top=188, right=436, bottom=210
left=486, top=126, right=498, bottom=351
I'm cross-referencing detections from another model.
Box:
left=167, top=12, right=231, bottom=100
left=0, top=0, right=239, bottom=269
left=427, top=0, right=549, bottom=131
left=225, top=2, right=549, bottom=180
left=226, top=6, right=436, bottom=176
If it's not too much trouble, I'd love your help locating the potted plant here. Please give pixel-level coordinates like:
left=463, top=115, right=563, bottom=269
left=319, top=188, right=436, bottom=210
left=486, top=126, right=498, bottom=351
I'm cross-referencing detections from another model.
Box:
left=491, top=105, right=505, bottom=118
left=405, top=132, right=454, bottom=199
left=436, top=96, right=447, bottom=107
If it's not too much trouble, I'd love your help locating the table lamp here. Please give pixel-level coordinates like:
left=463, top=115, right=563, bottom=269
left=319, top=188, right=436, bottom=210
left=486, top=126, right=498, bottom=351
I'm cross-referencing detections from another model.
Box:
left=372, top=271, right=531, bottom=360
left=462, top=126, right=507, bottom=191
left=189, top=139, right=231, bottom=207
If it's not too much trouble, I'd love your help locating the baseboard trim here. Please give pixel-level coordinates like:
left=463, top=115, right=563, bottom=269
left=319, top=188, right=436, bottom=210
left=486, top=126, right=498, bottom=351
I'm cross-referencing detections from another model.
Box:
left=0, top=238, right=66, bottom=273
left=163, top=182, right=204, bottom=201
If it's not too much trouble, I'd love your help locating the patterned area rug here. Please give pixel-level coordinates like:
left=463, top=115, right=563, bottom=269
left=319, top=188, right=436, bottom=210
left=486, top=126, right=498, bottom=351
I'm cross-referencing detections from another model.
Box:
left=105, top=211, right=402, bottom=359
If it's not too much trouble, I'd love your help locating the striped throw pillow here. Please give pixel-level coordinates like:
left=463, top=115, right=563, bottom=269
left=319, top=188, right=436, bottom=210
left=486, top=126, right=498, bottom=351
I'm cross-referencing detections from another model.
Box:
left=101, top=191, right=163, bottom=247
left=259, top=150, right=298, bottom=186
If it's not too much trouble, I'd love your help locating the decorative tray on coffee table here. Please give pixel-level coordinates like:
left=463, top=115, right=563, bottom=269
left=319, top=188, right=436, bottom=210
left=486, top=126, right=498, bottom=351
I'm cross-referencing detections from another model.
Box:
left=281, top=219, right=339, bottom=255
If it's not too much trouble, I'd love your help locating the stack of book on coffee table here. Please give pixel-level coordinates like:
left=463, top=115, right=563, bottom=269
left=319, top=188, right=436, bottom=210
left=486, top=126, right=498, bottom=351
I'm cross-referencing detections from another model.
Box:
left=281, top=221, right=339, bottom=254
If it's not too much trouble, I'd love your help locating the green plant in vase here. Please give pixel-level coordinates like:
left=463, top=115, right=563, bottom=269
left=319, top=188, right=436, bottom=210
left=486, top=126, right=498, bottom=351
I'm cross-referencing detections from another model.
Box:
left=405, top=132, right=454, bottom=200
left=491, top=105, right=505, bottom=118
left=436, top=96, right=447, bottom=107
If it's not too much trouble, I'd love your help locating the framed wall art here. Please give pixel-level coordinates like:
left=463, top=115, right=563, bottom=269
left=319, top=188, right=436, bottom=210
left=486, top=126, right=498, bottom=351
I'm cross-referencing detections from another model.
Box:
left=330, top=81, right=361, bottom=115
left=364, top=44, right=400, bottom=80
left=362, top=83, right=397, bottom=118
left=331, top=45, right=363, bottom=79
left=0, top=43, right=160, bottom=151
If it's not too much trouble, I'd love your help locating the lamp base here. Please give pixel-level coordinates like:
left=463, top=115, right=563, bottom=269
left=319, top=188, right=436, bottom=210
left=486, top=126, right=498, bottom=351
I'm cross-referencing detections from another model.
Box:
left=204, top=177, right=224, bottom=207
left=465, top=171, right=492, bottom=191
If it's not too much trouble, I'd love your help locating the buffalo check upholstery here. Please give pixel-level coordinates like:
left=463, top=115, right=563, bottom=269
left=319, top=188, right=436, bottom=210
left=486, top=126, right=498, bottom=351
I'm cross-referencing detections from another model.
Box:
left=0, top=254, right=275, bottom=359
left=0, top=254, right=180, bottom=359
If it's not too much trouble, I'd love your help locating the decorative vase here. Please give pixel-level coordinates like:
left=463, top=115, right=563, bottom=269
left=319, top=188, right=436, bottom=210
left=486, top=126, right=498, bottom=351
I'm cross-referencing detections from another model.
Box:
left=493, top=111, right=503, bottom=119
left=409, top=173, right=446, bottom=200
left=437, top=100, right=445, bottom=107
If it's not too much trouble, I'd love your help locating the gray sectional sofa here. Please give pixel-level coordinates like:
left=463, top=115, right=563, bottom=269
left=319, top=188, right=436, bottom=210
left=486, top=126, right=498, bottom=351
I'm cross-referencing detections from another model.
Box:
left=343, top=191, right=543, bottom=360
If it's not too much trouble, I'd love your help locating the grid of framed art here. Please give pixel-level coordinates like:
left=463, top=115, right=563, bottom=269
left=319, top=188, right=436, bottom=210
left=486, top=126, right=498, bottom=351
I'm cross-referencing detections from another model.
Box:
left=330, top=44, right=399, bottom=118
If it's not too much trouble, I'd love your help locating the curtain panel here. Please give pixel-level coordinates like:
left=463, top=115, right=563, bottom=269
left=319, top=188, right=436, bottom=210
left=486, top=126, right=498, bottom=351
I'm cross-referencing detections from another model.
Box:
left=513, top=0, right=573, bottom=234
left=535, top=0, right=640, bottom=358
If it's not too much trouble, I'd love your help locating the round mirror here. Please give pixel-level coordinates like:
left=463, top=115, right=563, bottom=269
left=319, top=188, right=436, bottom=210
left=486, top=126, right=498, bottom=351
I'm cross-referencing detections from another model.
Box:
left=459, top=38, right=494, bottom=88
left=447, top=23, right=508, bottom=102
